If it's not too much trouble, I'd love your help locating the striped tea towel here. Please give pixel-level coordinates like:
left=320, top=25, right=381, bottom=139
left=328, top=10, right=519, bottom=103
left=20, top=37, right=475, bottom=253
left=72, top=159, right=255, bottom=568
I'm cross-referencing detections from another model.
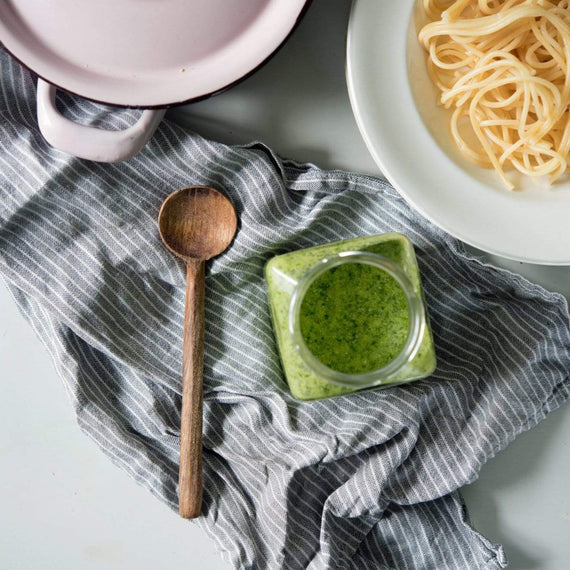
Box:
left=1, top=50, right=570, bottom=570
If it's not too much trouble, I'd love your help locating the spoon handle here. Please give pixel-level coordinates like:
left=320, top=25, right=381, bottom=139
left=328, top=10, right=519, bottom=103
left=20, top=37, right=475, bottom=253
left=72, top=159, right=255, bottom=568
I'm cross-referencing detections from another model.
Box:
left=179, top=259, right=205, bottom=519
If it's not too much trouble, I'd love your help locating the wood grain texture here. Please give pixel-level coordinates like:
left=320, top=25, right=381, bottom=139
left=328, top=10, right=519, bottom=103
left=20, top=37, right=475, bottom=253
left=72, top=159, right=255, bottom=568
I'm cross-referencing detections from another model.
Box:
left=178, top=259, right=205, bottom=519
left=157, top=185, right=237, bottom=519
left=158, top=186, right=238, bottom=264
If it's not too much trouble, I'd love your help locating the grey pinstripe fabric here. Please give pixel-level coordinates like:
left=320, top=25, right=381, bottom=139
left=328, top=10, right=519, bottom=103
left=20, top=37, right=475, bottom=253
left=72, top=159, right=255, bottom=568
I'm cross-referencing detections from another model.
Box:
left=1, top=51, right=570, bottom=570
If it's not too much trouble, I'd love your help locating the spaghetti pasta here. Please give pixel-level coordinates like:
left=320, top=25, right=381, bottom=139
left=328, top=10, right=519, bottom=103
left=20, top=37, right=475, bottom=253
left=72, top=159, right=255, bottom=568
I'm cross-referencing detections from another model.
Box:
left=418, top=0, right=570, bottom=189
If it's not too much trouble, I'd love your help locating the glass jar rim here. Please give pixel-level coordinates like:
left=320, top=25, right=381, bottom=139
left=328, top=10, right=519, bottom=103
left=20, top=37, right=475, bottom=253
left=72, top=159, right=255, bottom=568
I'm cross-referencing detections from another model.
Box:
left=288, top=251, right=425, bottom=387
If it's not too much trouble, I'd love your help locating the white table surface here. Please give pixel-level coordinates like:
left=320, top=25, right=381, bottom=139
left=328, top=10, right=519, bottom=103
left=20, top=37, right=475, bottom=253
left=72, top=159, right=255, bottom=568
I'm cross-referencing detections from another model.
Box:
left=1, top=1, right=569, bottom=569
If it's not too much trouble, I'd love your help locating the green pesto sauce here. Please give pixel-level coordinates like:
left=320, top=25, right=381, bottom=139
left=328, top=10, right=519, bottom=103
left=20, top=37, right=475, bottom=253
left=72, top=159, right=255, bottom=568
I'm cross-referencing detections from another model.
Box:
left=299, top=263, right=409, bottom=374
left=265, top=233, right=437, bottom=400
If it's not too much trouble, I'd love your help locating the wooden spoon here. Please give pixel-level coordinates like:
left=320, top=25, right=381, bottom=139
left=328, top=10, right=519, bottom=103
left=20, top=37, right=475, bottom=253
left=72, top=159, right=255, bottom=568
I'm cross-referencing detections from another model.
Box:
left=158, top=186, right=237, bottom=518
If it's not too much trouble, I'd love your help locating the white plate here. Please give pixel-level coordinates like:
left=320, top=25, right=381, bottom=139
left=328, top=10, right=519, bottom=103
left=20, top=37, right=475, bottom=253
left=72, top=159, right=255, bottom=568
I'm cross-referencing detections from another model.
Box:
left=0, top=0, right=309, bottom=107
left=346, top=0, right=570, bottom=265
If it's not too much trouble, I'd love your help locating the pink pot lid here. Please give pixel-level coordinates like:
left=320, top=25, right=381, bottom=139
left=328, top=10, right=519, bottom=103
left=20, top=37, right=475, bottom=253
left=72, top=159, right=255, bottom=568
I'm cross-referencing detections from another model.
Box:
left=0, top=0, right=310, bottom=108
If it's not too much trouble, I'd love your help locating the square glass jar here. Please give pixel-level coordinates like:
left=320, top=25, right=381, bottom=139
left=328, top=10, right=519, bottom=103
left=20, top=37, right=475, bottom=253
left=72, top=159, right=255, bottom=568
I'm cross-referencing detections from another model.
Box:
left=265, top=233, right=436, bottom=400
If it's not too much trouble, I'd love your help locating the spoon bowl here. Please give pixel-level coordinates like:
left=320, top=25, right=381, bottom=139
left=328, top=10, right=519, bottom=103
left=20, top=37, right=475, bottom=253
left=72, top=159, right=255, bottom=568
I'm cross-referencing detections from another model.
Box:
left=158, top=185, right=237, bottom=262
left=158, top=185, right=237, bottom=519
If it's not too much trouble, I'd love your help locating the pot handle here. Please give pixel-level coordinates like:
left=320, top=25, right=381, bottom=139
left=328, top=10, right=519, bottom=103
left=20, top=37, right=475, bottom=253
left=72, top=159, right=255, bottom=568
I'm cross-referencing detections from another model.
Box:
left=36, top=79, right=166, bottom=162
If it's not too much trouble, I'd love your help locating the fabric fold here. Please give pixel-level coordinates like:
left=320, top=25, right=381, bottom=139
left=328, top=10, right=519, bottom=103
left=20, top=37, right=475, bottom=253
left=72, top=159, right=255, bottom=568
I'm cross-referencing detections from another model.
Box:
left=1, top=50, right=569, bottom=569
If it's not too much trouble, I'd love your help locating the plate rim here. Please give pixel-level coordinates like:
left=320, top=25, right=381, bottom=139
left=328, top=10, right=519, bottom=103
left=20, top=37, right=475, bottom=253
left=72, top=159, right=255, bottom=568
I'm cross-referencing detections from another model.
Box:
left=346, top=0, right=570, bottom=266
